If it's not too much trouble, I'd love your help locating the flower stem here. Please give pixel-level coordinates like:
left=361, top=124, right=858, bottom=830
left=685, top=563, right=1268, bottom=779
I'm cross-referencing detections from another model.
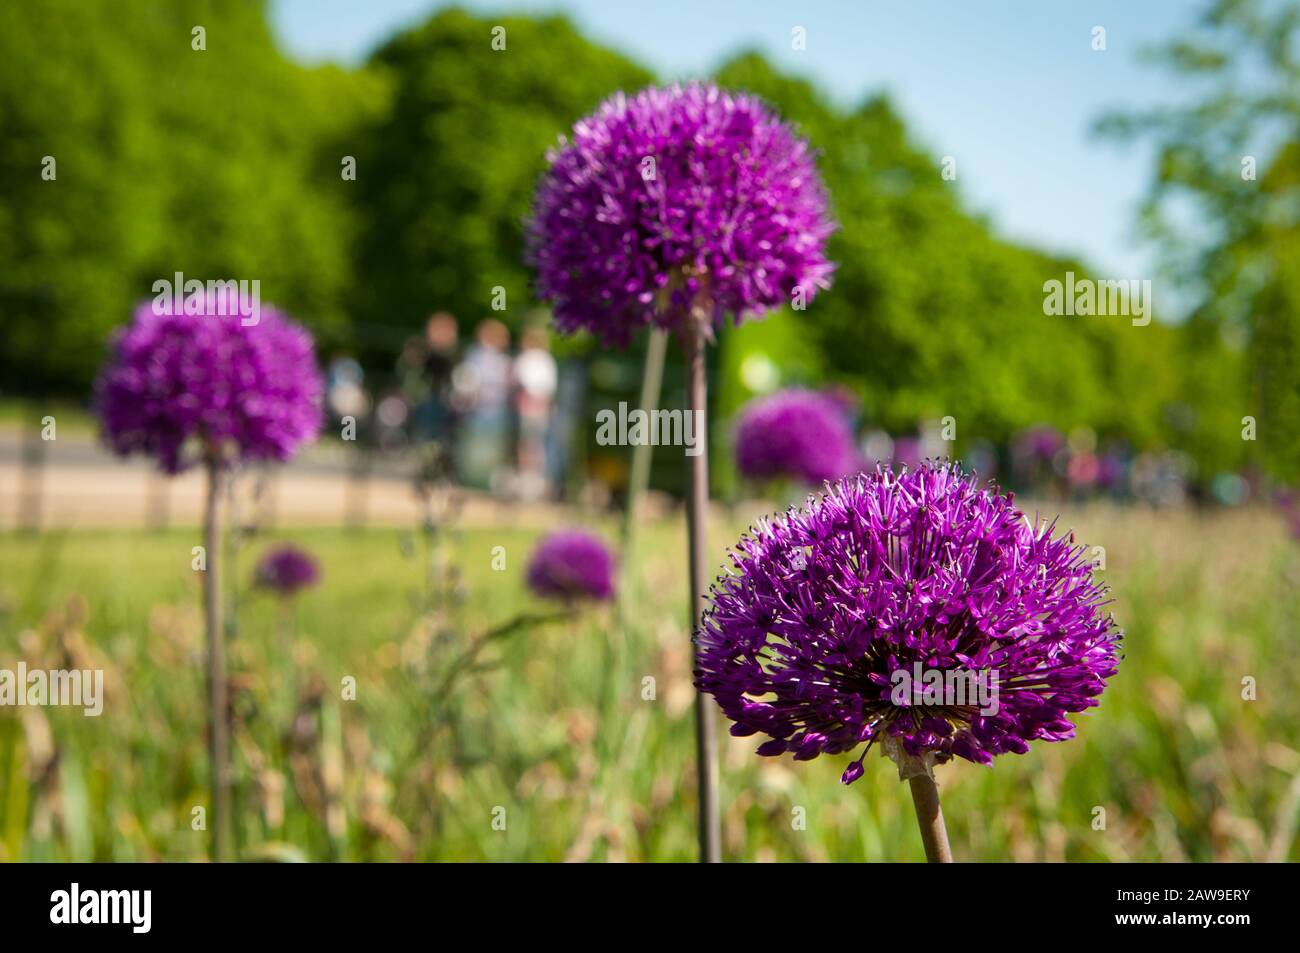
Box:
left=203, top=460, right=233, bottom=862
left=907, top=772, right=953, bottom=863
left=684, top=316, right=721, bottom=863
left=620, top=328, right=669, bottom=564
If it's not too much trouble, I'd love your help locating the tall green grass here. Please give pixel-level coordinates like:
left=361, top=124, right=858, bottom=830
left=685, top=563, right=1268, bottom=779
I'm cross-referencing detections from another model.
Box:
left=0, top=502, right=1297, bottom=861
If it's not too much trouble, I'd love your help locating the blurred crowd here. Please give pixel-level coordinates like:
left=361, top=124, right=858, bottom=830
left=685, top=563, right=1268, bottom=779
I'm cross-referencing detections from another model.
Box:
left=742, top=387, right=1268, bottom=511
left=317, top=328, right=1276, bottom=519
left=322, top=314, right=568, bottom=500
left=858, top=421, right=1260, bottom=509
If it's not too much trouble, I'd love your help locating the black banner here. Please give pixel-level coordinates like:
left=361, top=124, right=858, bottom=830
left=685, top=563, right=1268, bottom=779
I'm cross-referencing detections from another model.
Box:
left=0, top=861, right=1280, bottom=940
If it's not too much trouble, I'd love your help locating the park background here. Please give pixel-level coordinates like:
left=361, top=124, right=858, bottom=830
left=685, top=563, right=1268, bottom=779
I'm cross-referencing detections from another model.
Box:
left=1, top=0, right=1299, bottom=861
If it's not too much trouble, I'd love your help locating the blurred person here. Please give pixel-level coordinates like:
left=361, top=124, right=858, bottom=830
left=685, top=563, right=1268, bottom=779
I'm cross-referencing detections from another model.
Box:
left=325, top=355, right=370, bottom=425
left=1095, top=449, right=1129, bottom=496
left=424, top=312, right=459, bottom=403
left=548, top=357, right=585, bottom=498
left=964, top=438, right=999, bottom=482
left=417, top=312, right=460, bottom=477
left=396, top=334, right=429, bottom=404
left=453, top=319, right=513, bottom=490
left=859, top=429, right=894, bottom=469
left=374, top=390, right=412, bottom=454
left=377, top=336, right=430, bottom=454
left=513, top=325, right=557, bottom=500
left=1067, top=450, right=1101, bottom=496
left=1131, top=450, right=1193, bottom=508
left=1012, top=424, right=1066, bottom=497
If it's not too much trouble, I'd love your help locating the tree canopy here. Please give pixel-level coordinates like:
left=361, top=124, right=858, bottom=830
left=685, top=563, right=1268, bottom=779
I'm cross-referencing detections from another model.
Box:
left=0, top=1, right=1276, bottom=486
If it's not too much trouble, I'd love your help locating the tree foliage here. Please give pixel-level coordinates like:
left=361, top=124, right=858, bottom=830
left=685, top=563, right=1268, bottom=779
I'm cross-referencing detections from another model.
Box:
left=713, top=54, right=1190, bottom=455
left=1096, top=0, right=1298, bottom=479
left=349, top=8, right=652, bottom=355
left=0, top=1, right=1270, bottom=484
left=0, top=0, right=383, bottom=394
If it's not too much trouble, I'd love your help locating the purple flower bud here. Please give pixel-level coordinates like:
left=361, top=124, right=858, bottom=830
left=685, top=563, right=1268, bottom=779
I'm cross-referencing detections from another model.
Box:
left=255, top=545, right=321, bottom=597
left=526, top=529, right=616, bottom=603
left=734, top=389, right=861, bottom=486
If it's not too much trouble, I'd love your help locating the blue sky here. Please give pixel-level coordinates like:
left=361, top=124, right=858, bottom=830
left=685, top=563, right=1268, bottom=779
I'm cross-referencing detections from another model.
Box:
left=271, top=0, right=1204, bottom=290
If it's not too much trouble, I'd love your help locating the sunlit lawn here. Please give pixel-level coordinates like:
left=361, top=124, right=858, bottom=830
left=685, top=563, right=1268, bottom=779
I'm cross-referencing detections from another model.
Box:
left=1, top=501, right=1297, bottom=861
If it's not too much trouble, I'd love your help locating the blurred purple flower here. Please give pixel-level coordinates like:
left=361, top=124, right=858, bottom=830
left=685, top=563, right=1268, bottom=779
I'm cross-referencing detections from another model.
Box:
left=526, top=529, right=616, bottom=602
left=96, top=299, right=323, bottom=474
left=734, top=388, right=860, bottom=486
left=255, top=545, right=321, bottom=596
left=1096, top=452, right=1126, bottom=491
left=695, top=462, right=1122, bottom=783
left=1015, top=425, right=1065, bottom=463
left=527, top=83, right=835, bottom=345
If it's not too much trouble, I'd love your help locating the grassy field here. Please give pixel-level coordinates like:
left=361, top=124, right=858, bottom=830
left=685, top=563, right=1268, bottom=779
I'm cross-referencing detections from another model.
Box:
left=1, top=501, right=1298, bottom=862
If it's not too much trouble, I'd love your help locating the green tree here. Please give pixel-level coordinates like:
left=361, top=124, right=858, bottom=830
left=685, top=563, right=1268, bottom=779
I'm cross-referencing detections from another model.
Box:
left=713, top=53, right=1179, bottom=457
left=0, top=0, right=379, bottom=395
left=350, top=8, right=652, bottom=354
left=1096, top=0, right=1298, bottom=479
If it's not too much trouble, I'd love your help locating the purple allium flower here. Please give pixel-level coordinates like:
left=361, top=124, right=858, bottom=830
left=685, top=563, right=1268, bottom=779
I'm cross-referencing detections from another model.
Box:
left=526, top=529, right=616, bottom=602
left=96, top=300, right=324, bottom=474
left=694, top=462, right=1122, bottom=783
left=734, top=389, right=860, bottom=486
left=255, top=545, right=322, bottom=596
left=527, top=83, right=835, bottom=345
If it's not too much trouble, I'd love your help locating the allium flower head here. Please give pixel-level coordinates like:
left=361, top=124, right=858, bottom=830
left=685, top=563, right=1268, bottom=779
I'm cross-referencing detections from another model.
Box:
left=526, top=529, right=616, bottom=602
left=96, top=299, right=324, bottom=473
left=734, top=389, right=860, bottom=486
left=528, top=83, right=835, bottom=345
left=255, top=545, right=321, bottom=596
left=694, top=462, right=1122, bottom=783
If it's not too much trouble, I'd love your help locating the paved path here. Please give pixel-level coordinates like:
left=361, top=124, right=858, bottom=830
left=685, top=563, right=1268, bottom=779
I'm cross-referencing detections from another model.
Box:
left=0, top=427, right=573, bottom=531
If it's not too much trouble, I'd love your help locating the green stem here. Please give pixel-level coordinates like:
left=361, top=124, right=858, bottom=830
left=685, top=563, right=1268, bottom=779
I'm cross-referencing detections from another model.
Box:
left=621, top=328, right=669, bottom=560
left=203, top=460, right=232, bottom=862
left=907, top=772, right=953, bottom=863
left=684, top=315, right=720, bottom=863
